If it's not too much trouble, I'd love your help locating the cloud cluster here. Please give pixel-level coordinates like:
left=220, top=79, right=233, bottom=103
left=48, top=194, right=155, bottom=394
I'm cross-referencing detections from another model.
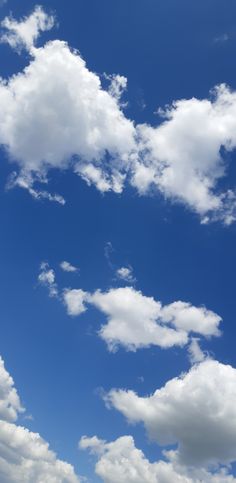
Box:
left=80, top=434, right=236, bottom=483
left=1, top=8, right=236, bottom=222
left=106, top=360, right=236, bottom=468
left=63, top=286, right=221, bottom=352
left=0, top=355, right=80, bottom=482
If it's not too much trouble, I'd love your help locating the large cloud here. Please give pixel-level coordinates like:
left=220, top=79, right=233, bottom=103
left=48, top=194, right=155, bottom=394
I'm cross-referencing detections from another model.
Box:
left=1, top=8, right=236, bottom=222
left=87, top=287, right=220, bottom=351
left=79, top=434, right=236, bottom=483
left=0, top=355, right=80, bottom=482
left=106, top=360, right=236, bottom=468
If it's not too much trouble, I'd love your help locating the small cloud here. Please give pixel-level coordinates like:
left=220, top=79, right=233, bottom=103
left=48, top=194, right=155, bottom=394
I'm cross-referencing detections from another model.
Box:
left=1, top=6, right=55, bottom=52
left=38, top=262, right=58, bottom=297
left=116, top=266, right=136, bottom=284
left=7, top=172, right=65, bottom=206
left=214, top=33, right=229, bottom=43
left=188, top=338, right=207, bottom=364
left=60, top=261, right=78, bottom=273
left=104, top=241, right=115, bottom=269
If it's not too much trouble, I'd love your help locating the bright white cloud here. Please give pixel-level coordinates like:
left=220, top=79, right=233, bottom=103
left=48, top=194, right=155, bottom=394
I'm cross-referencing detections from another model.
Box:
left=60, top=261, right=78, bottom=273
left=116, top=267, right=135, bottom=284
left=89, top=287, right=221, bottom=351
left=0, top=421, right=80, bottom=482
left=133, top=85, right=236, bottom=224
left=79, top=434, right=236, bottom=483
left=106, top=359, right=236, bottom=467
left=1, top=6, right=55, bottom=51
left=1, top=8, right=236, bottom=222
left=63, top=289, right=88, bottom=316
left=0, top=355, right=80, bottom=482
left=0, top=357, right=24, bottom=423
left=38, top=262, right=58, bottom=297
left=0, top=35, right=136, bottom=189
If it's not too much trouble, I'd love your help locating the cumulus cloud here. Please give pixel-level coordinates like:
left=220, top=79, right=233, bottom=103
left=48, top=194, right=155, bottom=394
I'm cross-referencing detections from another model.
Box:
left=38, top=264, right=221, bottom=353
left=79, top=434, right=236, bottom=483
left=89, top=287, right=221, bottom=352
left=60, top=261, right=78, bottom=273
left=0, top=357, right=24, bottom=423
left=63, top=289, right=88, bottom=316
left=0, top=33, right=136, bottom=190
left=0, top=355, right=80, bottom=482
left=116, top=267, right=136, bottom=284
left=38, top=262, right=58, bottom=297
left=106, top=359, right=236, bottom=468
left=1, top=8, right=236, bottom=222
left=1, top=6, right=55, bottom=51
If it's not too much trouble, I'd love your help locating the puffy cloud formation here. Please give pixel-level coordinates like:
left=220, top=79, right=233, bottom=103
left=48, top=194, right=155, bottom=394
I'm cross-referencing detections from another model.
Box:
left=1, top=6, right=55, bottom=51
left=0, top=357, right=24, bottom=423
left=79, top=434, right=236, bottom=483
left=60, top=261, right=78, bottom=273
left=0, top=356, right=80, bottom=482
left=133, top=86, right=236, bottom=224
left=38, top=263, right=221, bottom=352
left=106, top=360, right=236, bottom=468
left=38, top=262, right=58, bottom=297
left=89, top=287, right=221, bottom=351
left=1, top=8, right=236, bottom=222
left=63, top=289, right=88, bottom=316
left=116, top=267, right=135, bottom=284
left=0, top=421, right=80, bottom=482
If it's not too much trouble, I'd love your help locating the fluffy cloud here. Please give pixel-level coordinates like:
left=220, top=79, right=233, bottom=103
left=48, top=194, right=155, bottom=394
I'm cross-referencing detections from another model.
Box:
left=79, top=434, right=236, bottom=483
left=0, top=356, right=80, bottom=482
left=0, top=357, right=24, bottom=423
left=60, top=261, right=78, bottom=273
left=0, top=30, right=136, bottom=190
left=38, top=262, right=58, bottom=297
left=1, top=8, right=236, bottom=222
left=133, top=85, right=236, bottom=224
left=106, top=359, right=236, bottom=468
left=0, top=421, right=80, bottom=482
left=63, top=289, right=88, bottom=316
left=1, top=6, right=55, bottom=51
left=116, top=267, right=136, bottom=284
left=89, top=287, right=221, bottom=351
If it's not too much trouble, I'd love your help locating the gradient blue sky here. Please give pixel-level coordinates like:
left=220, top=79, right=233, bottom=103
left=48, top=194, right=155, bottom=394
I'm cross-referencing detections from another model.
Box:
left=1, top=1, right=236, bottom=481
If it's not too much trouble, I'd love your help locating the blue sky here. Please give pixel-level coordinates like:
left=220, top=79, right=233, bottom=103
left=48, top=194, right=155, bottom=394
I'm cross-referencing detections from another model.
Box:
left=1, top=1, right=236, bottom=482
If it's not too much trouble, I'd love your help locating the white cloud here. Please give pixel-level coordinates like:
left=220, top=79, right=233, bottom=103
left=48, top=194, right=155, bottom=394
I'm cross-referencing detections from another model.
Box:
left=133, top=85, right=236, bottom=224
left=0, top=355, right=80, bottom=482
left=89, top=287, right=221, bottom=352
left=1, top=9, right=236, bottom=222
left=38, top=262, right=58, bottom=297
left=79, top=434, right=236, bottom=483
left=1, top=6, right=55, bottom=51
left=106, top=359, right=236, bottom=468
left=0, top=34, right=136, bottom=192
left=188, top=338, right=206, bottom=364
left=0, top=421, right=80, bottom=482
left=63, top=289, right=88, bottom=316
left=60, top=261, right=78, bottom=273
left=116, top=267, right=136, bottom=284
left=0, top=357, right=24, bottom=423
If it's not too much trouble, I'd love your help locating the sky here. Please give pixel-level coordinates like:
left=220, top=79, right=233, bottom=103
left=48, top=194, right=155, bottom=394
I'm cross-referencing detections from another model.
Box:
left=0, top=0, right=236, bottom=482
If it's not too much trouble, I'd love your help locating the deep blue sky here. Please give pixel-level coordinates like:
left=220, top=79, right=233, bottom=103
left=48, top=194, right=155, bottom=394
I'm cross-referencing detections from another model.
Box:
left=1, top=0, right=236, bottom=480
